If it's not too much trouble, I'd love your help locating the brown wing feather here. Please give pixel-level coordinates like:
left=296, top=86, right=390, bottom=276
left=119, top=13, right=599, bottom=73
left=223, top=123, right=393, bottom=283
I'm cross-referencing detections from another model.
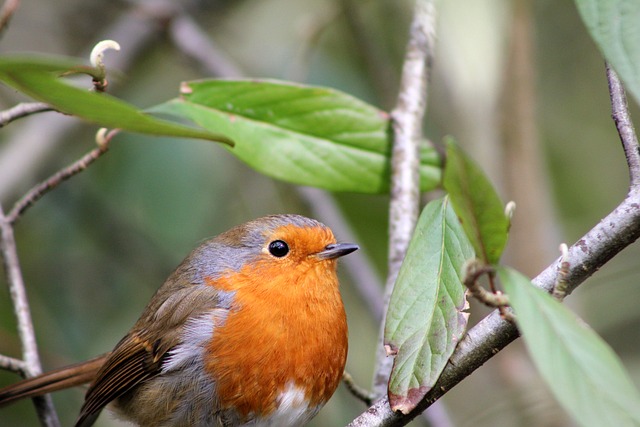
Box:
left=75, top=335, right=165, bottom=427
left=75, top=284, right=226, bottom=427
left=0, top=355, right=106, bottom=407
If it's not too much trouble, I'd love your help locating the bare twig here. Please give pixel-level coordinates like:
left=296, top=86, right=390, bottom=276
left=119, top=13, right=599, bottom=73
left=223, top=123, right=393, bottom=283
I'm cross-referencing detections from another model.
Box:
left=607, top=63, right=640, bottom=188
left=463, top=261, right=510, bottom=308
left=0, top=0, right=179, bottom=202
left=0, top=354, right=28, bottom=376
left=372, top=0, right=436, bottom=399
left=8, top=131, right=113, bottom=225
left=343, top=371, right=374, bottom=406
left=0, top=203, right=60, bottom=427
left=0, top=0, right=19, bottom=35
left=0, top=131, right=113, bottom=425
left=347, top=60, right=640, bottom=427
left=0, top=103, right=53, bottom=128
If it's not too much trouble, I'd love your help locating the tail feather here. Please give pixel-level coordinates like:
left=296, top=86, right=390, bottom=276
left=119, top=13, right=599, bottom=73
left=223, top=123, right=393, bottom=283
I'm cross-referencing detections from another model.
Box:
left=0, top=355, right=107, bottom=407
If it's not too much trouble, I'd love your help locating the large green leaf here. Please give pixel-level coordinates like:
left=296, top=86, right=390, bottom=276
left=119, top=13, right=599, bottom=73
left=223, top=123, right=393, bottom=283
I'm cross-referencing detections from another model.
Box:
left=499, top=266, right=640, bottom=427
left=0, top=56, right=231, bottom=144
left=152, top=79, right=441, bottom=194
left=443, top=138, right=508, bottom=264
left=385, top=196, right=474, bottom=413
left=575, top=0, right=640, bottom=106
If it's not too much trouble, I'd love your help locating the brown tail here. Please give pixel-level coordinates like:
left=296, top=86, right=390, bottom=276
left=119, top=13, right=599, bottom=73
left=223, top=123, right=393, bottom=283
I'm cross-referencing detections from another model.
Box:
left=0, top=355, right=107, bottom=407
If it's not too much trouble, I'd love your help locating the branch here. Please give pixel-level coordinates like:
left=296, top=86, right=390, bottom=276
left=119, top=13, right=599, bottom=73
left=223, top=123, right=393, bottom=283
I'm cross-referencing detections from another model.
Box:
left=7, top=131, right=113, bottom=225
left=607, top=63, right=640, bottom=187
left=0, top=203, right=60, bottom=427
left=0, top=132, right=113, bottom=426
left=347, top=63, right=640, bottom=427
left=343, top=371, right=375, bottom=406
left=0, top=354, right=28, bottom=376
left=0, top=0, right=180, bottom=202
left=0, top=103, right=53, bottom=128
left=372, top=0, right=436, bottom=398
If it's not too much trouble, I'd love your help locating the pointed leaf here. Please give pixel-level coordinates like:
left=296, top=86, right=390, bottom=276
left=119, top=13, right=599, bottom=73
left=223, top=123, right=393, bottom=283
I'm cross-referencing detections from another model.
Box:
left=385, top=196, right=474, bottom=413
left=443, top=138, right=508, bottom=264
left=498, top=266, right=640, bottom=427
left=151, top=79, right=441, bottom=193
left=0, top=55, right=232, bottom=144
left=574, top=0, right=640, bottom=106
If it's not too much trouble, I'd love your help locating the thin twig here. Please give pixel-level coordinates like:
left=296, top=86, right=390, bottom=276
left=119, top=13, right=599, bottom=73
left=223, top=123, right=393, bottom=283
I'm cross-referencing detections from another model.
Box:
left=463, top=261, right=514, bottom=323
left=347, top=55, right=640, bottom=427
left=462, top=261, right=510, bottom=307
left=0, top=204, right=60, bottom=427
left=606, top=63, right=640, bottom=188
left=0, top=0, right=179, bottom=201
left=0, top=103, right=53, bottom=128
left=7, top=133, right=113, bottom=225
left=372, top=0, right=436, bottom=399
left=0, top=354, right=28, bottom=376
left=0, top=0, right=19, bottom=35
left=343, top=371, right=374, bottom=406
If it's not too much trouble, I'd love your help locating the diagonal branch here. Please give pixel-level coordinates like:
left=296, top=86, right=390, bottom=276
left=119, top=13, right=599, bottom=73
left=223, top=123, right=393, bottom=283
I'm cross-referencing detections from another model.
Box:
left=8, top=133, right=112, bottom=225
left=346, top=63, right=640, bottom=427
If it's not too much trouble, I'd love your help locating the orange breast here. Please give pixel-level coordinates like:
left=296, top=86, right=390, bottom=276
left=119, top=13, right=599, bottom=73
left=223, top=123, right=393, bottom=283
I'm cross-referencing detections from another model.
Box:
left=204, top=258, right=348, bottom=420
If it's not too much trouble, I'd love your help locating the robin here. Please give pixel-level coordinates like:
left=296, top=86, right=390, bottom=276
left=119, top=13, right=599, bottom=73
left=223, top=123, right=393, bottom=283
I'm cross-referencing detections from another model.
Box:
left=0, top=214, right=358, bottom=426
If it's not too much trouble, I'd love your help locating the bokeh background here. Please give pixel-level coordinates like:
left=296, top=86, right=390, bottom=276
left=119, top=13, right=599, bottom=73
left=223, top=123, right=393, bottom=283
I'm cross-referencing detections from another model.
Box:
left=0, top=0, right=638, bottom=426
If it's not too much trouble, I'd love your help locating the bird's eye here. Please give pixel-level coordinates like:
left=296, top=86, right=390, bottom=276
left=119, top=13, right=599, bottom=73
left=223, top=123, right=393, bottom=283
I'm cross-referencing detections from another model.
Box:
left=268, top=240, right=289, bottom=257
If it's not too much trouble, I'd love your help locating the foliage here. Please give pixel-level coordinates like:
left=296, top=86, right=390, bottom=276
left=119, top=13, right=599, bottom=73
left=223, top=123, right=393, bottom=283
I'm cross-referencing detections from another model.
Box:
left=0, top=1, right=639, bottom=427
left=384, top=196, right=473, bottom=413
left=574, top=0, right=640, bottom=106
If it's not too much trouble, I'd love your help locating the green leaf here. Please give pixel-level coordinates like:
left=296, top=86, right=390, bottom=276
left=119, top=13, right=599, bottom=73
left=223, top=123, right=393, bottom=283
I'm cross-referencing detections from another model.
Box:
left=152, top=79, right=441, bottom=194
left=574, top=0, right=640, bottom=106
left=443, top=138, right=508, bottom=264
left=499, top=266, right=640, bottom=427
left=0, top=55, right=232, bottom=144
left=385, top=196, right=474, bottom=413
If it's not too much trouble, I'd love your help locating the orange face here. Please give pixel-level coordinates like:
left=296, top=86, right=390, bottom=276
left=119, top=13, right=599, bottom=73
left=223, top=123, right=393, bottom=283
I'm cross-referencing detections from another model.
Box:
left=204, top=224, right=349, bottom=422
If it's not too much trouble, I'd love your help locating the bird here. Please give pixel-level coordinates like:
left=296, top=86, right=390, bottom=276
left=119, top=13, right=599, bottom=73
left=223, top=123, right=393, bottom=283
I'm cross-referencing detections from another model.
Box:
left=0, top=214, right=358, bottom=426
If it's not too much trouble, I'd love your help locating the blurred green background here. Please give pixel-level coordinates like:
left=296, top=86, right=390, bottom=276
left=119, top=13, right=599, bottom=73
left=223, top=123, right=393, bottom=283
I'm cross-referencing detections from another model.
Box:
left=0, top=0, right=638, bottom=426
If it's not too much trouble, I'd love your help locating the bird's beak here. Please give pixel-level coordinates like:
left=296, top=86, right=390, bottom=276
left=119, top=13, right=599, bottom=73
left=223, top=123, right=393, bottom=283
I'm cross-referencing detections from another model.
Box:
left=316, top=243, right=359, bottom=260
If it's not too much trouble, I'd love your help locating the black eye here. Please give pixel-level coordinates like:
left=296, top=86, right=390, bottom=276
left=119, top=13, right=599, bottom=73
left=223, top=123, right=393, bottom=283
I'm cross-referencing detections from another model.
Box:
left=268, top=240, right=289, bottom=257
